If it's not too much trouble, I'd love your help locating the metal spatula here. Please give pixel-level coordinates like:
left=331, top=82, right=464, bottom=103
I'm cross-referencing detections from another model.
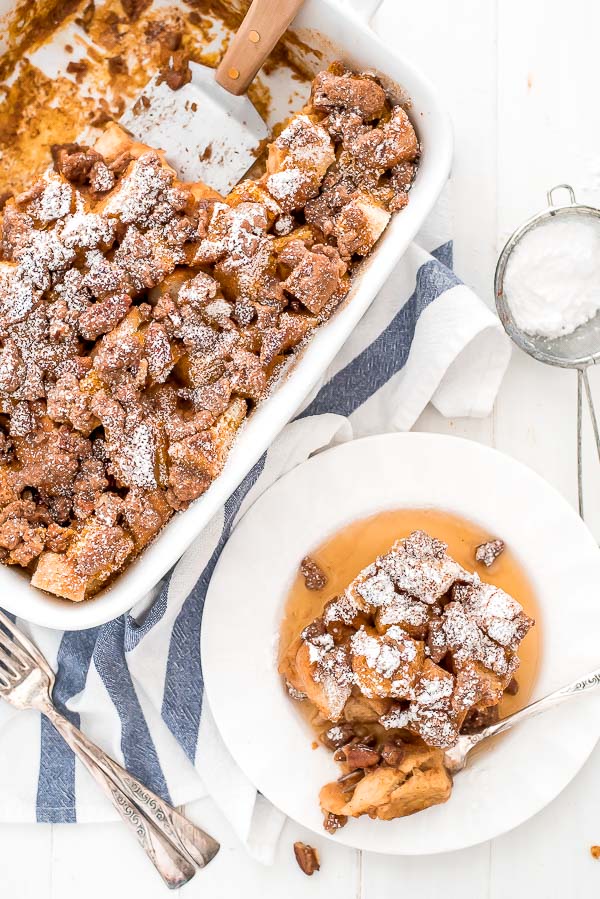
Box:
left=120, top=0, right=305, bottom=195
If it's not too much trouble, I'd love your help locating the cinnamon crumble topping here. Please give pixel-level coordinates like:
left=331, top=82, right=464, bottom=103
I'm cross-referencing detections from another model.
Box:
left=0, top=64, right=418, bottom=601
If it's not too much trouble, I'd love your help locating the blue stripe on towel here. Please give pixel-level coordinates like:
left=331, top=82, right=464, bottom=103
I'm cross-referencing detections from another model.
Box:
left=36, top=627, right=99, bottom=823
left=124, top=572, right=172, bottom=652
left=94, top=617, right=171, bottom=801
left=432, top=240, right=453, bottom=268
left=161, top=454, right=267, bottom=761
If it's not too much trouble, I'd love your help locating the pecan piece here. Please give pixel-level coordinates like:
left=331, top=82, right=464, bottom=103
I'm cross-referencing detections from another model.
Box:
left=323, top=812, right=347, bottom=834
left=461, top=704, right=500, bottom=734
left=334, top=733, right=376, bottom=762
left=475, top=539, right=505, bottom=567
left=301, top=618, right=327, bottom=641
left=504, top=677, right=519, bottom=696
left=51, top=143, right=101, bottom=183
left=319, top=723, right=355, bottom=750
left=157, top=50, right=192, bottom=91
left=344, top=744, right=380, bottom=770
left=293, top=842, right=320, bottom=876
left=381, top=742, right=406, bottom=767
left=300, top=555, right=328, bottom=591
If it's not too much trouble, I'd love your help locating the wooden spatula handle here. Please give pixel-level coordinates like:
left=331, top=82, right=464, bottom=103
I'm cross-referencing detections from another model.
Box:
left=216, top=0, right=306, bottom=96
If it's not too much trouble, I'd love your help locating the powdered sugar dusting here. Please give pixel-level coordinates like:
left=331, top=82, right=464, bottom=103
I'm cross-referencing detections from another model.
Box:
left=379, top=530, right=473, bottom=603
left=355, top=570, right=396, bottom=608
left=297, top=529, right=534, bottom=749
left=377, top=591, right=430, bottom=628
left=323, top=591, right=361, bottom=626
left=28, top=174, right=74, bottom=223
left=59, top=211, right=116, bottom=250
left=102, top=153, right=174, bottom=225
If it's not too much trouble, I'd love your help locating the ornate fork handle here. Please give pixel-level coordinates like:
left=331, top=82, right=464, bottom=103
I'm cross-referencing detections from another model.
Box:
left=466, top=665, right=600, bottom=752
left=41, top=701, right=218, bottom=889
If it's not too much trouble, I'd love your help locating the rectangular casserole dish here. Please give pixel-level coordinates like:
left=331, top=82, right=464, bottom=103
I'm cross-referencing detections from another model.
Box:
left=0, top=0, right=452, bottom=629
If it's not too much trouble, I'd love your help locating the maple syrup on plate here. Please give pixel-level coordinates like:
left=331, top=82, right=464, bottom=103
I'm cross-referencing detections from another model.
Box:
left=279, top=508, right=540, bottom=718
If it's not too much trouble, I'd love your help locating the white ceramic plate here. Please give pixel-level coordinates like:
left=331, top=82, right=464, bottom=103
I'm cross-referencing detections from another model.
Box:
left=202, top=433, right=600, bottom=854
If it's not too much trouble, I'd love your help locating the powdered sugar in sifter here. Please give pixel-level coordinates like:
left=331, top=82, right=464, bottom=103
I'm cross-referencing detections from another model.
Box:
left=495, top=184, right=600, bottom=517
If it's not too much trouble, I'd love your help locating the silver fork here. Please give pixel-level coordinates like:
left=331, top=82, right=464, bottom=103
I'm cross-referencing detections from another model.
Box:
left=444, top=664, right=600, bottom=774
left=0, top=610, right=219, bottom=889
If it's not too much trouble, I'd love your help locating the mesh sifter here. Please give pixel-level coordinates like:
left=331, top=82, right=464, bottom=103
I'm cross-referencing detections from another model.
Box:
left=495, top=184, right=600, bottom=518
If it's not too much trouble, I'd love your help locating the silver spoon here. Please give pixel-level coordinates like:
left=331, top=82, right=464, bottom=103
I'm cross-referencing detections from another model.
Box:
left=445, top=664, right=600, bottom=774
left=495, top=184, right=600, bottom=518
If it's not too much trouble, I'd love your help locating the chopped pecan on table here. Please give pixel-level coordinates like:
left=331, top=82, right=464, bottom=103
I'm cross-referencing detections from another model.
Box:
left=300, top=555, right=328, bottom=591
left=475, top=538, right=505, bottom=567
left=591, top=846, right=600, bottom=860
left=293, top=842, right=320, bottom=876
left=294, top=842, right=321, bottom=877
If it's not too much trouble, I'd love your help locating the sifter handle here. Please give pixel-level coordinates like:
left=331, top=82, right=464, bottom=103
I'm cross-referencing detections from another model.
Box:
left=577, top=368, right=600, bottom=520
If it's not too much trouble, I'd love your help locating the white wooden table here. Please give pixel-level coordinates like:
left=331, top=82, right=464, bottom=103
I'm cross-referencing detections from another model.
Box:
left=4, top=1, right=600, bottom=895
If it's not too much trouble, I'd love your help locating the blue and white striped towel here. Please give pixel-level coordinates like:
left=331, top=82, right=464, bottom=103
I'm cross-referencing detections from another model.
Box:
left=0, top=205, right=510, bottom=862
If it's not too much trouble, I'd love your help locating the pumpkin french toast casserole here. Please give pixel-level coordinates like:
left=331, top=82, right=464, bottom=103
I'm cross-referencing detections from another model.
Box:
left=280, top=531, right=534, bottom=831
left=0, top=65, right=419, bottom=601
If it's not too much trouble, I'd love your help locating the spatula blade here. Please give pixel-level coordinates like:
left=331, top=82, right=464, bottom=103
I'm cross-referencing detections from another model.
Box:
left=120, top=62, right=268, bottom=196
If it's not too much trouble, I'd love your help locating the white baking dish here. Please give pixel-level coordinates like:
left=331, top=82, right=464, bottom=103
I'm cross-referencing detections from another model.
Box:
left=0, top=0, right=452, bottom=629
